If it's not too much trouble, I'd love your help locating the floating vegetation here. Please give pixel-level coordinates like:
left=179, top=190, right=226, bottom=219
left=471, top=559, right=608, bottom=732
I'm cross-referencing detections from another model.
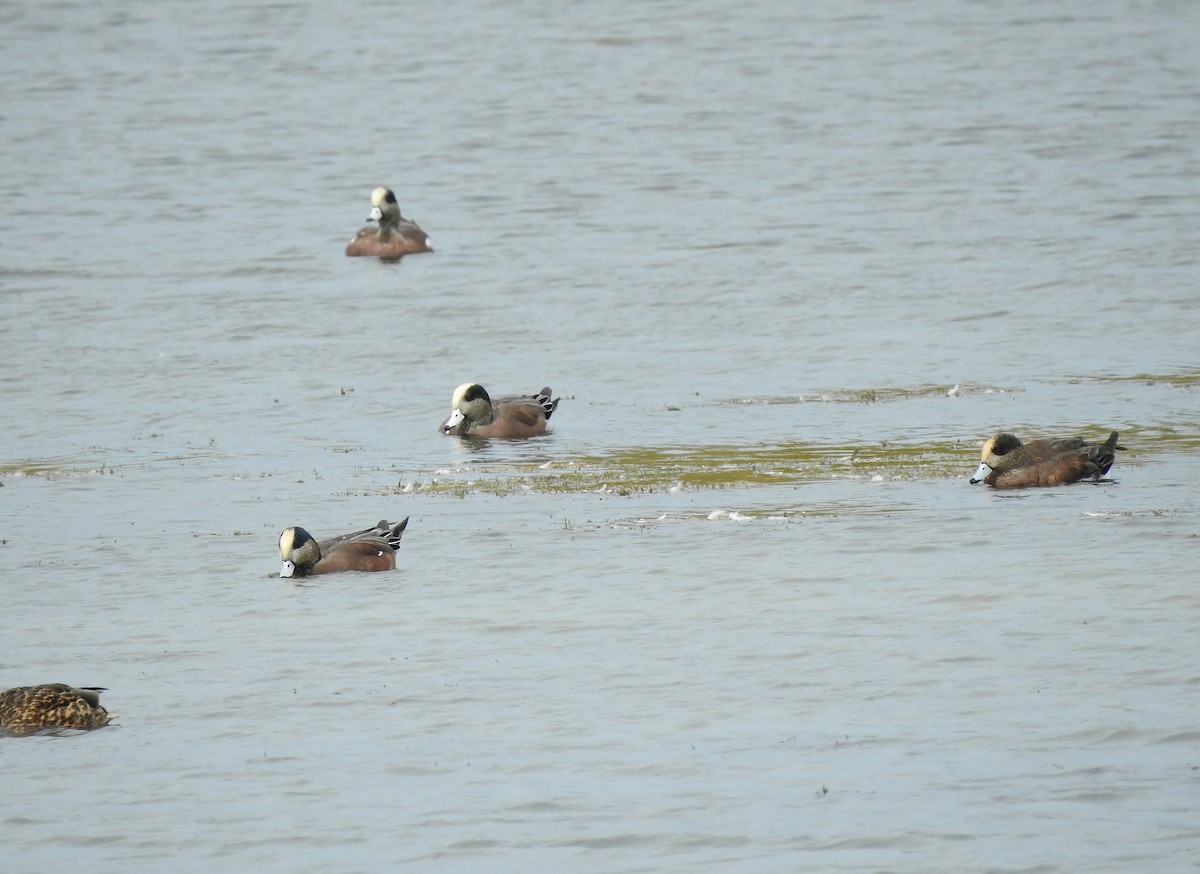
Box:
left=1112, top=425, right=1200, bottom=454
left=1068, top=369, right=1200, bottom=388
left=0, top=455, right=117, bottom=477
left=6, top=407, right=1194, bottom=503
left=0, top=450, right=207, bottom=479
left=404, top=440, right=975, bottom=498
left=718, top=383, right=1014, bottom=405
left=401, top=425, right=1198, bottom=498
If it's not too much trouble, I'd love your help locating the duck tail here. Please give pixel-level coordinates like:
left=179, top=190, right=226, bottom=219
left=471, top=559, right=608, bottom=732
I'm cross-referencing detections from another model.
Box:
left=1094, top=431, right=1120, bottom=477
left=535, top=387, right=560, bottom=419
left=384, top=517, right=409, bottom=550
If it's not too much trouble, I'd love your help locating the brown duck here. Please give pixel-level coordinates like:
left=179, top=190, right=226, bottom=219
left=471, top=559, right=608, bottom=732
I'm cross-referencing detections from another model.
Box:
left=440, top=384, right=559, bottom=438
left=345, top=187, right=431, bottom=259
left=0, top=684, right=115, bottom=737
left=279, top=517, right=409, bottom=578
left=970, top=430, right=1121, bottom=488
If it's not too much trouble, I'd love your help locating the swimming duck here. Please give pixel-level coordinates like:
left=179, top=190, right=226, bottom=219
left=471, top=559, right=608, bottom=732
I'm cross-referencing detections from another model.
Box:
left=279, top=517, right=409, bottom=578
left=0, top=684, right=115, bottom=737
left=440, top=384, right=559, bottom=438
left=970, top=430, right=1121, bottom=488
left=345, top=187, right=432, bottom=259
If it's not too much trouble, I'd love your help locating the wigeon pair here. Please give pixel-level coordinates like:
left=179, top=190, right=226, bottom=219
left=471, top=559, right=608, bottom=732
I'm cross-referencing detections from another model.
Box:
left=276, top=383, right=559, bottom=579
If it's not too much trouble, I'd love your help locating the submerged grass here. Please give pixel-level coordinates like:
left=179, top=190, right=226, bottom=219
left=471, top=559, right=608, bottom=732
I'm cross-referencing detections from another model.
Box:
left=8, top=424, right=1194, bottom=498
left=410, top=439, right=974, bottom=497
left=0, top=450, right=214, bottom=479
left=1068, top=369, right=1200, bottom=388
left=5, top=370, right=1193, bottom=501
left=408, top=424, right=1198, bottom=497
left=717, top=383, right=1012, bottom=405
left=0, top=457, right=118, bottom=477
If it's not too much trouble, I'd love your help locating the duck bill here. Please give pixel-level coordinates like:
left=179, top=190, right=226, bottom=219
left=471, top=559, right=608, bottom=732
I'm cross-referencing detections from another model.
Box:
left=441, top=408, right=465, bottom=434
left=367, top=206, right=383, bottom=223
left=969, top=462, right=991, bottom=485
left=280, top=560, right=296, bottom=578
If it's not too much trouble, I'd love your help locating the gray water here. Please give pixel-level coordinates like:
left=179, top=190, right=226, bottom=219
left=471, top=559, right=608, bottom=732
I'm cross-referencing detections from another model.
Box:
left=2, top=0, right=1198, bottom=871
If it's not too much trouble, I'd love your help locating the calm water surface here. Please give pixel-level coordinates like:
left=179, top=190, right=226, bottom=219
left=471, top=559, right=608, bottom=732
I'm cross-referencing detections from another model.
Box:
left=2, top=0, right=1198, bottom=871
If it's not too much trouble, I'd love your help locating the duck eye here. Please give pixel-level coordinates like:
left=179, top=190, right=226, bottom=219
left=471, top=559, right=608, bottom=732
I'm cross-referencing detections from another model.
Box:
left=385, top=191, right=397, bottom=204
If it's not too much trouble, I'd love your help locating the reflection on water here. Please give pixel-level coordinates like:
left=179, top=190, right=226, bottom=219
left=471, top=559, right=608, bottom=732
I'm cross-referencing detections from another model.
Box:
left=3, top=0, right=1199, bottom=871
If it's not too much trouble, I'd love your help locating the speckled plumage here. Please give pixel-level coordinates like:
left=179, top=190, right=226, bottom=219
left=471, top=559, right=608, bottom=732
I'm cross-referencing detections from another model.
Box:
left=0, top=684, right=114, bottom=737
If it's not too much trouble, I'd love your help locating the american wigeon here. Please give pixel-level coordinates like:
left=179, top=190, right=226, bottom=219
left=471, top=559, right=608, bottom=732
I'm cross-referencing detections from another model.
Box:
left=345, top=187, right=432, bottom=259
left=0, top=684, right=115, bottom=737
left=440, top=384, right=559, bottom=438
left=278, top=517, right=409, bottom=578
left=970, top=430, right=1121, bottom=488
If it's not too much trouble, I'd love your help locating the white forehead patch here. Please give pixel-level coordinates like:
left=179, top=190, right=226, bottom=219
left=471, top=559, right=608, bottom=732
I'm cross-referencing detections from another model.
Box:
left=279, top=528, right=296, bottom=556
left=451, top=382, right=480, bottom=407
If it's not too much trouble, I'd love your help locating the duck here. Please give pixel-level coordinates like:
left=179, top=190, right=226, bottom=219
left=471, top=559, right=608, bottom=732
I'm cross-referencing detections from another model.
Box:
left=969, top=430, right=1121, bottom=488
left=0, top=684, right=115, bottom=737
left=278, top=517, right=409, bottom=578
left=345, top=187, right=432, bottom=259
left=440, top=384, right=559, bottom=438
